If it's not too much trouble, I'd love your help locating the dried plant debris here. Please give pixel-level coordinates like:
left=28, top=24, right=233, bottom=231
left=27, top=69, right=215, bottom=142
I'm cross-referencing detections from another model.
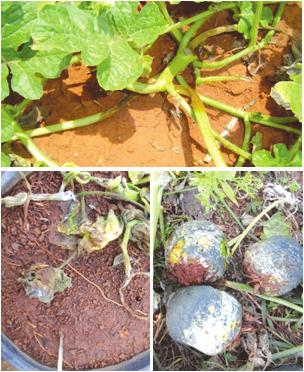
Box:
left=18, top=264, right=72, bottom=303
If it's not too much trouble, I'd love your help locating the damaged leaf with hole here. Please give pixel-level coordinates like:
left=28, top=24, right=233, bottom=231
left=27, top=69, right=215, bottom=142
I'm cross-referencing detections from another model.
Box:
left=18, top=264, right=72, bottom=303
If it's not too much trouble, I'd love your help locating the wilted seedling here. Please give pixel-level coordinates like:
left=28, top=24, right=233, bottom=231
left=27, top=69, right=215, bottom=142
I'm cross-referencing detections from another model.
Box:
left=18, top=264, right=72, bottom=303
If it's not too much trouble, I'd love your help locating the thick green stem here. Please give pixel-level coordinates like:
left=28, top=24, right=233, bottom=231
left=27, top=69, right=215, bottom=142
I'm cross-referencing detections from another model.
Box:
left=249, top=2, right=264, bottom=47
left=172, top=84, right=227, bottom=166
left=15, top=95, right=134, bottom=139
left=190, top=25, right=238, bottom=49
left=158, top=2, right=182, bottom=42
left=178, top=18, right=206, bottom=54
left=197, top=2, right=285, bottom=70
left=213, top=133, right=251, bottom=160
left=198, top=94, right=300, bottom=134
left=197, top=75, right=249, bottom=84
left=236, top=115, right=252, bottom=166
left=127, top=53, right=196, bottom=94
left=168, top=83, right=252, bottom=160
left=166, top=3, right=236, bottom=33
left=121, top=220, right=140, bottom=277
left=15, top=132, right=57, bottom=166
left=225, top=281, right=303, bottom=313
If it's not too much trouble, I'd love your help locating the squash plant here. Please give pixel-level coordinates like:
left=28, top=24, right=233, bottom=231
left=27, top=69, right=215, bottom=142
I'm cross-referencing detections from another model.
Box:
left=1, top=1, right=302, bottom=167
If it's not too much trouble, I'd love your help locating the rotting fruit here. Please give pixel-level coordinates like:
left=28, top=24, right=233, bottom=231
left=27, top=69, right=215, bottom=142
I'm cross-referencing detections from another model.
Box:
left=243, top=236, right=303, bottom=296
left=165, top=220, right=226, bottom=285
left=166, top=285, right=242, bottom=356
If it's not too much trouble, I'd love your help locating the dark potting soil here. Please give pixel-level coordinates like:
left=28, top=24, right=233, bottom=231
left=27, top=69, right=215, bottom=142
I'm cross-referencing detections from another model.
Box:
left=1, top=172, right=150, bottom=370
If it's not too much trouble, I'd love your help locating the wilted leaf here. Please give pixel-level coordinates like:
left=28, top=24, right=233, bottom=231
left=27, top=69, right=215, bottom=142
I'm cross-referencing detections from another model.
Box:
left=78, top=210, right=123, bottom=254
left=18, top=264, right=72, bottom=303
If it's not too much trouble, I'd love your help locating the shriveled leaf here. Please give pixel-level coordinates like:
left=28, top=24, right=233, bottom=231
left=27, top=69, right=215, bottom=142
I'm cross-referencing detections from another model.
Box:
left=18, top=264, right=72, bottom=303
left=271, top=73, right=302, bottom=121
left=78, top=210, right=123, bottom=254
left=92, top=175, right=123, bottom=190
left=262, top=212, right=292, bottom=240
left=57, top=201, right=81, bottom=236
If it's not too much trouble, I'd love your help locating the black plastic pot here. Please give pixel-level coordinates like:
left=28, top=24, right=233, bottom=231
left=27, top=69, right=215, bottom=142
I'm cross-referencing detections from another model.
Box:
left=1, top=171, right=150, bottom=371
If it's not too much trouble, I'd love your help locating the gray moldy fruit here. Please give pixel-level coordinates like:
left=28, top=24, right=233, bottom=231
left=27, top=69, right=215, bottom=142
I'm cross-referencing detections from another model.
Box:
left=165, top=221, right=226, bottom=285
left=243, top=236, right=303, bottom=296
left=166, top=286, right=242, bottom=356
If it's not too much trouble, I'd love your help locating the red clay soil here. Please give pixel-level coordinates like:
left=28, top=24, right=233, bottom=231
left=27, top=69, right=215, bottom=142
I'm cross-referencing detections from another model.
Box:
left=12, top=2, right=301, bottom=166
left=1, top=172, right=149, bottom=370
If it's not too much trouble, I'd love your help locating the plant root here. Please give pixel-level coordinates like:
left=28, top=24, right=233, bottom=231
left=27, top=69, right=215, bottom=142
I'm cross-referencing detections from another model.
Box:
left=119, top=271, right=150, bottom=321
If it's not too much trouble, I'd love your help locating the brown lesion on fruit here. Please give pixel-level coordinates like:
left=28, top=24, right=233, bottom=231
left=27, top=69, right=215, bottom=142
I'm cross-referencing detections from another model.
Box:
left=168, top=261, right=212, bottom=286
left=243, top=260, right=282, bottom=296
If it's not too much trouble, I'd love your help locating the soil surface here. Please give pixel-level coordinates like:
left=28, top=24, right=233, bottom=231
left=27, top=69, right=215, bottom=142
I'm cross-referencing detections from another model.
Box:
left=1, top=172, right=150, bottom=370
left=11, top=2, right=302, bottom=166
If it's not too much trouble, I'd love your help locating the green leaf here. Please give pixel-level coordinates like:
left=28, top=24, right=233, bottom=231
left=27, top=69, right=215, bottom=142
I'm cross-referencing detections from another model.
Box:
left=260, top=7, right=273, bottom=27
left=262, top=212, right=292, bottom=240
left=1, top=107, right=14, bottom=143
left=235, top=3, right=273, bottom=40
left=271, top=72, right=302, bottom=121
left=128, top=2, right=168, bottom=48
left=97, top=39, right=142, bottom=91
left=30, top=2, right=167, bottom=91
left=5, top=48, right=72, bottom=100
left=32, top=4, right=109, bottom=66
left=1, top=64, right=9, bottom=101
left=252, top=144, right=302, bottom=167
left=1, top=1, right=38, bottom=50
left=220, top=181, right=238, bottom=205
left=1, top=152, right=10, bottom=167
